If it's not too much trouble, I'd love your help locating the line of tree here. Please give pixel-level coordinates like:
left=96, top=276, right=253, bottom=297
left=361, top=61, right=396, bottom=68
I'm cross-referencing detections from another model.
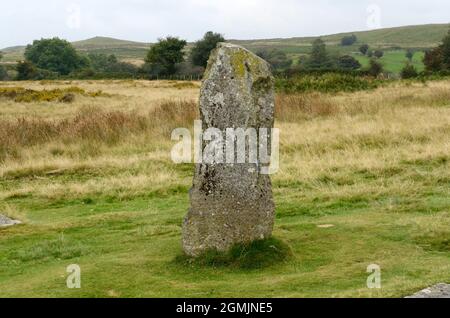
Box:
left=298, top=38, right=385, bottom=75
left=13, top=32, right=227, bottom=80
left=6, top=28, right=450, bottom=82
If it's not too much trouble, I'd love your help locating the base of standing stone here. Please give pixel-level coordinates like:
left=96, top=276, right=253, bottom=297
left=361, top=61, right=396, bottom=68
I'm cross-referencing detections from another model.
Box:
left=183, top=182, right=275, bottom=256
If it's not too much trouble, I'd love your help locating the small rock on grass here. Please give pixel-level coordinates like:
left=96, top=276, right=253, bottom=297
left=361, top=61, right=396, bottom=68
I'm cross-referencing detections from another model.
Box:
left=0, top=214, right=22, bottom=228
left=405, top=284, right=450, bottom=298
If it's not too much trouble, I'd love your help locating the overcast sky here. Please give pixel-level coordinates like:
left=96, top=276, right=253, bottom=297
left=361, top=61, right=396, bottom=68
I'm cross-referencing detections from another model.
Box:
left=1, top=0, right=449, bottom=48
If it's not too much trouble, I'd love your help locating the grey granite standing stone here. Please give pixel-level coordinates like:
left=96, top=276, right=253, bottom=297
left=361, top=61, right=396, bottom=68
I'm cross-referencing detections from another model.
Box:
left=182, top=43, right=275, bottom=257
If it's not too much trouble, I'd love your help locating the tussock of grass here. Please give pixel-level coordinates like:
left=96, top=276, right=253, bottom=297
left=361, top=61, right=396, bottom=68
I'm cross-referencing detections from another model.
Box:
left=175, top=238, right=292, bottom=269
left=9, top=234, right=88, bottom=262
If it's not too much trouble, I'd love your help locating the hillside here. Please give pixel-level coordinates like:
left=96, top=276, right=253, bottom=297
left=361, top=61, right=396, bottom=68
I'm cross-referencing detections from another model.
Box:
left=1, top=23, right=449, bottom=70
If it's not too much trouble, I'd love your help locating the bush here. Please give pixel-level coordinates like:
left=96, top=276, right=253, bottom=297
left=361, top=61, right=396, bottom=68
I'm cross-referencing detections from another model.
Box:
left=359, top=44, right=369, bottom=55
left=367, top=59, right=383, bottom=77
left=16, top=61, right=59, bottom=80
left=87, top=53, right=138, bottom=77
left=275, top=73, right=379, bottom=93
left=0, top=66, right=8, bottom=81
left=401, top=63, right=419, bottom=79
left=256, top=49, right=292, bottom=71
left=406, top=49, right=415, bottom=61
left=341, top=34, right=357, bottom=46
left=337, top=55, right=361, bottom=70
left=373, top=50, right=384, bottom=58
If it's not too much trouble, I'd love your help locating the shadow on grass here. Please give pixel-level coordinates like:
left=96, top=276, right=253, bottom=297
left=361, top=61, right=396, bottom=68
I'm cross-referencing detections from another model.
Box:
left=174, top=237, right=293, bottom=270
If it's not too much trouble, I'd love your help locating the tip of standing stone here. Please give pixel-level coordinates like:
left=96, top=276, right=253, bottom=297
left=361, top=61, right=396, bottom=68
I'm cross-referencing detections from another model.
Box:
left=204, top=42, right=273, bottom=81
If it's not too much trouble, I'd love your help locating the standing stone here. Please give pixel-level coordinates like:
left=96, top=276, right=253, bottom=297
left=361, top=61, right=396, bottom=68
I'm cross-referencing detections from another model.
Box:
left=182, top=43, right=275, bottom=256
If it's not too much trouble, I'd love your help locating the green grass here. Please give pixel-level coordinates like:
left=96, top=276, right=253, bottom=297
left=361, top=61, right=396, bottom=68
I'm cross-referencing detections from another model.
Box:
left=0, top=79, right=448, bottom=298
left=0, top=165, right=448, bottom=297
left=353, top=50, right=426, bottom=74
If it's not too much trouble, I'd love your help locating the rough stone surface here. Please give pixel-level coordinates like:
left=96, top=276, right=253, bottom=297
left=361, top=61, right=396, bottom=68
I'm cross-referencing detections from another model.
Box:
left=405, top=284, right=450, bottom=298
left=0, top=214, right=21, bottom=228
left=182, top=43, right=275, bottom=257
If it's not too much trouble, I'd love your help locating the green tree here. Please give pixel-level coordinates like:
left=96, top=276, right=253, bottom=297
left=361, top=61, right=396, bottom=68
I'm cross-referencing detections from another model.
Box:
left=306, top=38, right=334, bottom=69
left=0, top=52, right=6, bottom=80
left=424, top=48, right=443, bottom=72
left=256, top=49, right=292, bottom=71
left=87, top=53, right=137, bottom=76
left=341, top=34, right=357, bottom=46
left=145, top=37, right=187, bottom=76
left=359, top=44, right=369, bottom=55
left=337, top=55, right=361, bottom=70
left=373, top=50, right=384, bottom=59
left=24, top=38, right=87, bottom=75
left=190, top=32, right=225, bottom=68
left=441, top=30, right=450, bottom=70
left=406, top=49, right=414, bottom=61
left=16, top=60, right=38, bottom=80
left=367, top=59, right=383, bottom=77
left=400, top=63, right=418, bottom=79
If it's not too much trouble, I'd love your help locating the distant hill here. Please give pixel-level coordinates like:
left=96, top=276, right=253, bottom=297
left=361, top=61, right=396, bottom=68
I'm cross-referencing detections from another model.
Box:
left=72, top=36, right=149, bottom=48
left=231, top=23, right=450, bottom=55
left=1, top=23, right=449, bottom=66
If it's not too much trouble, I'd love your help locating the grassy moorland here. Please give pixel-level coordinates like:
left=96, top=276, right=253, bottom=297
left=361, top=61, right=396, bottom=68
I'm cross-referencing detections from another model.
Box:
left=0, top=79, right=449, bottom=297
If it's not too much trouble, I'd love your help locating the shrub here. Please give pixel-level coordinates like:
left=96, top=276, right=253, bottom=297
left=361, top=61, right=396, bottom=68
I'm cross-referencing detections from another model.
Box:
left=359, top=44, right=369, bottom=55
left=275, top=73, right=379, bottom=94
left=424, top=48, right=443, bottom=72
left=406, top=49, right=415, bottom=61
left=401, top=63, right=418, bottom=79
left=373, top=50, right=384, bottom=59
left=341, top=34, right=357, bottom=46
left=367, top=59, right=383, bottom=77
left=256, top=49, right=292, bottom=71
left=337, top=55, right=361, bottom=70
left=0, top=66, right=8, bottom=81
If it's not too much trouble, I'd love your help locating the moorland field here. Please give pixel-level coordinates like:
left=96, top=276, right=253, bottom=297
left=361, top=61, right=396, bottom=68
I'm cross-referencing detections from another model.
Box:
left=0, top=78, right=448, bottom=297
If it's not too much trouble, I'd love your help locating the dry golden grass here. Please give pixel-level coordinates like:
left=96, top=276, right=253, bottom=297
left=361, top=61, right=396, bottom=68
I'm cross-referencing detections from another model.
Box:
left=0, top=79, right=449, bottom=202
